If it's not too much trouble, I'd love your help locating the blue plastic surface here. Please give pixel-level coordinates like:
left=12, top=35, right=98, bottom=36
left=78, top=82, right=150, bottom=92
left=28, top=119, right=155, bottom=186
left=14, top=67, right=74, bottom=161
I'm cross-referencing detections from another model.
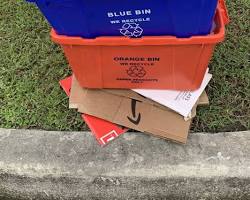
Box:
left=27, top=0, right=218, bottom=38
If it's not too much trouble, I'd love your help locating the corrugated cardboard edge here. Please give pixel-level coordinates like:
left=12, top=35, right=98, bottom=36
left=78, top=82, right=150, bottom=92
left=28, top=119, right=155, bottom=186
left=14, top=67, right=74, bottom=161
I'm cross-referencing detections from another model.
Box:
left=198, top=91, right=209, bottom=105
left=69, top=76, right=88, bottom=109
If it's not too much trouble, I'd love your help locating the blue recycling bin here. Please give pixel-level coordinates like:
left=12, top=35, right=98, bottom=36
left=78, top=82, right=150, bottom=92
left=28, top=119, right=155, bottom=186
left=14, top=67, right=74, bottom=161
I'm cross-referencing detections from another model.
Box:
left=27, top=0, right=218, bottom=38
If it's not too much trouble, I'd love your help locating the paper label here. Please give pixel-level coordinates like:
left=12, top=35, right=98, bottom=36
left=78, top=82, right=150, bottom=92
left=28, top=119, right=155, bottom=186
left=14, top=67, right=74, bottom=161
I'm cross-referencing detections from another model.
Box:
left=133, top=70, right=212, bottom=117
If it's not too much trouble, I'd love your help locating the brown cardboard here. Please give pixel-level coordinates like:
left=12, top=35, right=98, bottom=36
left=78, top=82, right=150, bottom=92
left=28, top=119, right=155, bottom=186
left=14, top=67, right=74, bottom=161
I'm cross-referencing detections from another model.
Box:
left=197, top=91, right=209, bottom=105
left=69, top=76, right=209, bottom=143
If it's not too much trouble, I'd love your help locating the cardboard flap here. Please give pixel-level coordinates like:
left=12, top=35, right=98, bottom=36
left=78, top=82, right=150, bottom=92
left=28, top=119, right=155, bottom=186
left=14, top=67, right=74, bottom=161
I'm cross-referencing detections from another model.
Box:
left=69, top=76, right=88, bottom=109
left=113, top=98, right=153, bottom=132
left=77, top=89, right=123, bottom=122
left=145, top=105, right=191, bottom=135
left=198, top=91, right=209, bottom=105
left=105, top=89, right=153, bottom=104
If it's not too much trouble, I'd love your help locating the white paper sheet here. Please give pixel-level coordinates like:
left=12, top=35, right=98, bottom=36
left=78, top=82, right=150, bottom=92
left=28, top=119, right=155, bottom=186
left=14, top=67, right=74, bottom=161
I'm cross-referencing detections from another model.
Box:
left=133, top=71, right=212, bottom=118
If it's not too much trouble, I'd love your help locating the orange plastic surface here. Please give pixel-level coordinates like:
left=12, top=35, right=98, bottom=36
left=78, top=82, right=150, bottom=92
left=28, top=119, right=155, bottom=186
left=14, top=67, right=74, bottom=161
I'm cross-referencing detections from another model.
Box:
left=51, top=4, right=229, bottom=90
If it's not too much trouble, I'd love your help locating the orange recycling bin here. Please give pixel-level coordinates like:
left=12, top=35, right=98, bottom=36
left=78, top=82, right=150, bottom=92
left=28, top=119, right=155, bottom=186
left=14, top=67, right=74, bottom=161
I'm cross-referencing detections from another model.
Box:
left=51, top=1, right=229, bottom=90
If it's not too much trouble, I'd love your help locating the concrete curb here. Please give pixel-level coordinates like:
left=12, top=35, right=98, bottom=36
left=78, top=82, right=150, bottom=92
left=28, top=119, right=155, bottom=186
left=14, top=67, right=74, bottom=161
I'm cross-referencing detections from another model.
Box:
left=0, top=129, right=250, bottom=200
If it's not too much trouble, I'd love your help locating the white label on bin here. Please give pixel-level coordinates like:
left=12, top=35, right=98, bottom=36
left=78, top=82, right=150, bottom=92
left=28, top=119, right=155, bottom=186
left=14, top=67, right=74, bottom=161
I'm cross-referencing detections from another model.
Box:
left=107, top=9, right=152, bottom=37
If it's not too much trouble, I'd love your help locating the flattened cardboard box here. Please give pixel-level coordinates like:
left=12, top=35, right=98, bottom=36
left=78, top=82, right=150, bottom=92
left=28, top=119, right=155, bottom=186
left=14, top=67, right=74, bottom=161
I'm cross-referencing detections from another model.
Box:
left=69, top=76, right=209, bottom=143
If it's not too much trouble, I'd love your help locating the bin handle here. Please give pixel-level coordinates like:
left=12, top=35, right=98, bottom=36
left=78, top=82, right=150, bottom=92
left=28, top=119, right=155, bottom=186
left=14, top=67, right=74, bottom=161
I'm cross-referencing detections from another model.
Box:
left=218, top=0, right=230, bottom=25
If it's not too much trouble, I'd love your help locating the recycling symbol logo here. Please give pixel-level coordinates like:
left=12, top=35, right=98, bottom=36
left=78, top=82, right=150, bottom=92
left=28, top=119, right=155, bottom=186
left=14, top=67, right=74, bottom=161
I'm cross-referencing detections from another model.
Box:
left=127, top=66, right=146, bottom=78
left=120, top=23, right=143, bottom=37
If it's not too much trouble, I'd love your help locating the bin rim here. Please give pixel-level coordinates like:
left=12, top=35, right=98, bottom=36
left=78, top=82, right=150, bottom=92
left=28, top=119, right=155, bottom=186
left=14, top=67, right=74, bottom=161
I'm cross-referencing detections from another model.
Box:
left=51, top=6, right=229, bottom=46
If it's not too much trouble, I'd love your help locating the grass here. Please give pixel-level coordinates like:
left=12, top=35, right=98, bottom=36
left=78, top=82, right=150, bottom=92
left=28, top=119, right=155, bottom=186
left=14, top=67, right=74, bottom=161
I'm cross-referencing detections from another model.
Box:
left=0, top=0, right=249, bottom=132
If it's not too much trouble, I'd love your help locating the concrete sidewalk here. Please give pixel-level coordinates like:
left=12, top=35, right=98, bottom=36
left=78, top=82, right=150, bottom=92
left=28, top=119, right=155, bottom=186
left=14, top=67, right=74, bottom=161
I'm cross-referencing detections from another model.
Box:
left=0, top=129, right=250, bottom=200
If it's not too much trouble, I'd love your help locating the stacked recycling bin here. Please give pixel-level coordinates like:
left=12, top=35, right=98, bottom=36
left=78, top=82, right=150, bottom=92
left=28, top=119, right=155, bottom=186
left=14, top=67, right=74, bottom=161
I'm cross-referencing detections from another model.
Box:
left=28, top=0, right=229, bottom=145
